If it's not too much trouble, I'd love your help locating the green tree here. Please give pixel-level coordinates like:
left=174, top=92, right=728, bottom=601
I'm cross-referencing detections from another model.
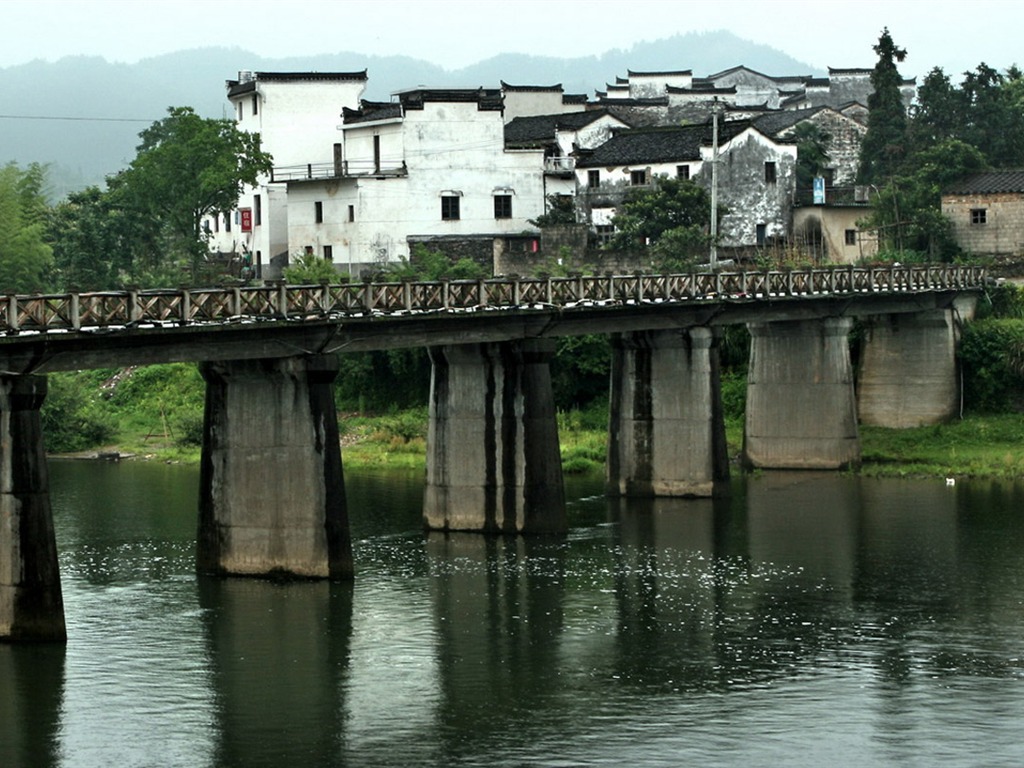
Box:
left=858, top=28, right=909, bottom=185
left=865, top=139, right=987, bottom=259
left=908, top=67, right=962, bottom=151
left=610, top=176, right=712, bottom=249
left=792, top=122, right=832, bottom=190
left=116, top=107, right=273, bottom=276
left=0, top=163, right=54, bottom=293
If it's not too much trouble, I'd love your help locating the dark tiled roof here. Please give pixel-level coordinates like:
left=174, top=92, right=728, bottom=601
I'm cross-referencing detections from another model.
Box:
left=563, top=94, right=589, bottom=105
left=501, top=81, right=563, bottom=92
left=343, top=101, right=402, bottom=124
left=504, top=110, right=619, bottom=145
left=752, top=107, right=825, bottom=136
left=627, top=69, right=693, bottom=77
left=944, top=170, right=1024, bottom=195
left=575, top=122, right=754, bottom=168
left=395, top=88, right=503, bottom=111
left=227, top=70, right=367, bottom=97
left=666, top=84, right=737, bottom=95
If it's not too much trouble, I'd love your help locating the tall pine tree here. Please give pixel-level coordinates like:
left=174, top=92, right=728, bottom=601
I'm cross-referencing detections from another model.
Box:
left=858, top=28, right=909, bottom=185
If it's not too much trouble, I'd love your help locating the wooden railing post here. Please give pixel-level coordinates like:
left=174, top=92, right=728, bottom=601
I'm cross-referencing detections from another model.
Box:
left=69, top=292, right=81, bottom=330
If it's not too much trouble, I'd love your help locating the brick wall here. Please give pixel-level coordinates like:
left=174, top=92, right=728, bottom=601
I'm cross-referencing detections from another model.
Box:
left=942, top=192, right=1024, bottom=256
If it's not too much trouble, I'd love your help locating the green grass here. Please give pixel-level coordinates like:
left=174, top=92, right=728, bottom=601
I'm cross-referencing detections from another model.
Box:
left=859, top=414, right=1024, bottom=478
left=44, top=363, right=1024, bottom=481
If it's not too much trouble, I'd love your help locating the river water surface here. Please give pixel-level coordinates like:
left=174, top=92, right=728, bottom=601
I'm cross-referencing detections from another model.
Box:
left=2, top=461, right=1023, bottom=767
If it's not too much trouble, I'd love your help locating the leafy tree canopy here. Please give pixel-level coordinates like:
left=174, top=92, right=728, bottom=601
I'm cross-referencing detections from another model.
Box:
left=0, top=163, right=54, bottom=293
left=115, top=107, right=273, bottom=270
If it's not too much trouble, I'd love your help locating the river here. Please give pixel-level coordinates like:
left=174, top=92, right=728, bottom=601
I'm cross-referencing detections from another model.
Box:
left=2, top=461, right=1023, bottom=767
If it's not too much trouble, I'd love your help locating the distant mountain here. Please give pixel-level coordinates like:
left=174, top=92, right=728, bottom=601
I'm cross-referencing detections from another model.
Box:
left=0, top=31, right=820, bottom=198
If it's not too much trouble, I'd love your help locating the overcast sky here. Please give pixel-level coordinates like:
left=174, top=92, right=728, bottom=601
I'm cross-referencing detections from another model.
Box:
left=4, top=0, right=1021, bottom=79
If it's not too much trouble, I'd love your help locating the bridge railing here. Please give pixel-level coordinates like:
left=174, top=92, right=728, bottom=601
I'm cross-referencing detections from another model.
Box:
left=1, top=265, right=986, bottom=333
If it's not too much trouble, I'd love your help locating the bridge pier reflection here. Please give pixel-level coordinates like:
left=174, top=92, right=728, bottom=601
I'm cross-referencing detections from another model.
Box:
left=744, top=318, right=860, bottom=469
left=0, top=375, right=66, bottom=642
left=197, top=355, right=352, bottom=579
left=424, top=340, right=566, bottom=533
left=607, top=328, right=729, bottom=497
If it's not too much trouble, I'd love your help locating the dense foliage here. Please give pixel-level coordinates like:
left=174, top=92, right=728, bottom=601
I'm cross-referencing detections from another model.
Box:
left=0, top=162, right=53, bottom=292
left=609, top=176, right=714, bottom=270
left=857, top=29, right=1024, bottom=261
left=47, top=108, right=271, bottom=289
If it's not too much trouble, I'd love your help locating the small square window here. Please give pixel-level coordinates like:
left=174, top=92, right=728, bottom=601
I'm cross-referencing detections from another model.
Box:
left=441, top=195, right=460, bottom=221
left=845, top=229, right=857, bottom=246
left=764, top=162, right=777, bottom=184
left=588, top=170, right=600, bottom=188
left=677, top=165, right=690, bottom=180
left=630, top=169, right=647, bottom=186
left=971, top=208, right=987, bottom=225
left=494, top=195, right=512, bottom=219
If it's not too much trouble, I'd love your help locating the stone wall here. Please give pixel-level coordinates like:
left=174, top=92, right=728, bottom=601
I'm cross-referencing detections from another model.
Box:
left=942, top=192, right=1024, bottom=256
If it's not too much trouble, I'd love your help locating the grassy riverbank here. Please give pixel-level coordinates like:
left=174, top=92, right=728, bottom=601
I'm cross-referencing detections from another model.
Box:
left=44, top=365, right=1024, bottom=480
left=67, top=404, right=1024, bottom=482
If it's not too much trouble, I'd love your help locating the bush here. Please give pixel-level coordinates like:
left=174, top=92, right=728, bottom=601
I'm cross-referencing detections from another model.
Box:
left=959, top=319, right=1024, bottom=412
left=41, top=371, right=116, bottom=452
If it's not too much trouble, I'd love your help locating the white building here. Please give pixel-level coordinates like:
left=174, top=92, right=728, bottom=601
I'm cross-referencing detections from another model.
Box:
left=206, top=71, right=368, bottom=278
left=575, top=121, right=798, bottom=249
left=283, top=87, right=556, bottom=275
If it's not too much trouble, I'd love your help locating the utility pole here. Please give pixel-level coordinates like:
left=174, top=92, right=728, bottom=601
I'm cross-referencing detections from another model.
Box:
left=709, top=98, right=720, bottom=270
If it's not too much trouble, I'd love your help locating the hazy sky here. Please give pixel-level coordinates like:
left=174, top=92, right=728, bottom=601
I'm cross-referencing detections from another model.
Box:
left=4, top=0, right=1021, bottom=79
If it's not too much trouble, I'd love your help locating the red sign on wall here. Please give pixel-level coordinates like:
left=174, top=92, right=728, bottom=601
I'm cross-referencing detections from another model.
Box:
left=240, top=208, right=253, bottom=233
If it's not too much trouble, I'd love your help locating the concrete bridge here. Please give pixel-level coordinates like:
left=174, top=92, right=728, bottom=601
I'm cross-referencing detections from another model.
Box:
left=0, top=265, right=984, bottom=642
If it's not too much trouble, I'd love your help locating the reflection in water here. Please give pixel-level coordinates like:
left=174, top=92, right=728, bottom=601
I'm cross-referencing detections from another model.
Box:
left=198, top=578, right=353, bottom=767
left=0, top=644, right=64, bottom=768
left=6, top=461, right=1023, bottom=767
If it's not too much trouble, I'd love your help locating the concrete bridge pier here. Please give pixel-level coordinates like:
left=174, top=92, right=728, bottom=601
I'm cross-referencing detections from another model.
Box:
left=424, top=339, right=566, bottom=534
left=857, top=307, right=962, bottom=427
left=607, top=328, right=729, bottom=497
left=744, top=317, right=860, bottom=470
left=197, top=355, right=352, bottom=580
left=0, top=375, right=66, bottom=642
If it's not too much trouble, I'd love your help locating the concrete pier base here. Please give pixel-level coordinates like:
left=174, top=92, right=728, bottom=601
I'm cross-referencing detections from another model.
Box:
left=858, top=309, right=958, bottom=427
left=744, top=318, right=860, bottom=470
left=424, top=340, right=566, bottom=534
left=0, top=376, right=66, bottom=642
left=198, top=355, right=351, bottom=579
left=607, top=328, right=729, bottom=497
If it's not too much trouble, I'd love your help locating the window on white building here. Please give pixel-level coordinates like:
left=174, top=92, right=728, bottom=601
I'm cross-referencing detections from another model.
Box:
left=254, top=195, right=262, bottom=226
left=323, top=245, right=333, bottom=261
left=441, top=195, right=461, bottom=221
left=494, top=195, right=512, bottom=219
left=845, top=229, right=857, bottom=246
left=252, top=94, right=258, bottom=116
left=677, top=165, right=690, bottom=180
left=315, top=201, right=324, bottom=224
left=348, top=205, right=355, bottom=222
left=630, top=169, right=647, bottom=186
left=764, top=162, right=777, bottom=184
left=588, top=170, right=600, bottom=188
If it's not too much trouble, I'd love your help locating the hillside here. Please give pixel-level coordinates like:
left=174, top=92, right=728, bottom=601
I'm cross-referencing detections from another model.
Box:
left=0, top=30, right=820, bottom=197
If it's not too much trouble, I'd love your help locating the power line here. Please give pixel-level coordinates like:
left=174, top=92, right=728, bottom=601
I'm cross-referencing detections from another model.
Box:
left=0, top=114, right=155, bottom=123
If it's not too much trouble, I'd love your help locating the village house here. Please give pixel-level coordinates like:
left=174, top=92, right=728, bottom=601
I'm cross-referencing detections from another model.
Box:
left=753, top=107, right=877, bottom=263
left=575, top=121, right=798, bottom=250
left=942, top=170, right=1024, bottom=257
left=283, top=87, right=551, bottom=275
left=207, top=71, right=369, bottom=278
